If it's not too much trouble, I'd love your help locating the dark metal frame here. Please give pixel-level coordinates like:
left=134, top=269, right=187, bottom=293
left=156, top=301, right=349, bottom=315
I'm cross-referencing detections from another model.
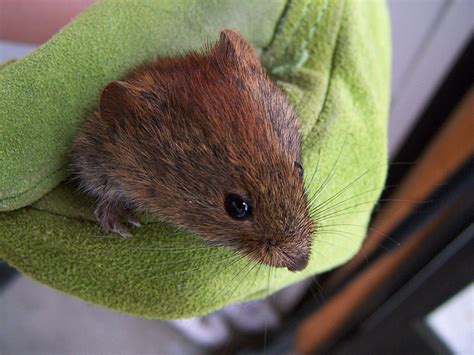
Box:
left=0, top=261, right=18, bottom=292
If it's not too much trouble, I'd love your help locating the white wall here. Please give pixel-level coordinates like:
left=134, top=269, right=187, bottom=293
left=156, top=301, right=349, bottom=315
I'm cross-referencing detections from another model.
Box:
left=388, top=0, right=473, bottom=157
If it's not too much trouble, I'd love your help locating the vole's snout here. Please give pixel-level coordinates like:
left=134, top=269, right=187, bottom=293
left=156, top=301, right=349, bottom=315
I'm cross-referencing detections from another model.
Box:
left=287, top=253, right=309, bottom=272
left=259, top=234, right=311, bottom=271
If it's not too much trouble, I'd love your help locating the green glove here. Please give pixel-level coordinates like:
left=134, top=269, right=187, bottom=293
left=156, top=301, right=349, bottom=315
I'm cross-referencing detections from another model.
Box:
left=0, top=0, right=390, bottom=319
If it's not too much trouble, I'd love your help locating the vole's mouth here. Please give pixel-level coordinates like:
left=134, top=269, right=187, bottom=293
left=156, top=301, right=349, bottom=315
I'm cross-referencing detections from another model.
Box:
left=242, top=245, right=309, bottom=272
left=286, top=255, right=309, bottom=272
left=278, top=248, right=309, bottom=272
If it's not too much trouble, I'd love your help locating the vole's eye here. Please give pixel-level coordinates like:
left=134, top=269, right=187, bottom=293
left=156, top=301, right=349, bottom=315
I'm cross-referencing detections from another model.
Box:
left=224, top=194, right=253, bottom=220
left=295, top=161, right=304, bottom=177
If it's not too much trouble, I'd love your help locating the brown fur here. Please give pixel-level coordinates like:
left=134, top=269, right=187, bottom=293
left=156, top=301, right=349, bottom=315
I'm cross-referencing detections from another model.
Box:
left=71, top=30, right=314, bottom=271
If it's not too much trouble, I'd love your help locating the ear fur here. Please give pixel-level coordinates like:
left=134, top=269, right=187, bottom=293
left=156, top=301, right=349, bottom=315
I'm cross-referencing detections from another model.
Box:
left=213, top=29, right=262, bottom=71
left=99, top=80, right=137, bottom=118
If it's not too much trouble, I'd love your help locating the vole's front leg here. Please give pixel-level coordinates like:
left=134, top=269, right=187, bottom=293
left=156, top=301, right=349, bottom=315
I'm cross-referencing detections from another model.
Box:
left=94, top=199, right=140, bottom=238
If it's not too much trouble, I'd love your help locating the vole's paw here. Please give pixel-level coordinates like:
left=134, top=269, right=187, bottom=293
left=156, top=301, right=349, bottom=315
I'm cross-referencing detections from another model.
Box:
left=94, top=200, right=137, bottom=238
left=127, top=216, right=141, bottom=228
left=110, top=222, right=132, bottom=238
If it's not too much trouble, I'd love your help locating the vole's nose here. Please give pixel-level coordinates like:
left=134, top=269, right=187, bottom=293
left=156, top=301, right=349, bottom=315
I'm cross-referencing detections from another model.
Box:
left=287, top=254, right=309, bottom=272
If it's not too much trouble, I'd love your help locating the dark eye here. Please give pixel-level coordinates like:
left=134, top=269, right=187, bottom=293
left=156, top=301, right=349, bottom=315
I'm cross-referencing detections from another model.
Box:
left=224, top=194, right=253, bottom=220
left=295, top=161, right=304, bottom=177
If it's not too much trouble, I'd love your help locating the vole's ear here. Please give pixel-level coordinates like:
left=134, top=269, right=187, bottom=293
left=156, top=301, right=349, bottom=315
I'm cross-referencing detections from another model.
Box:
left=99, top=81, right=138, bottom=118
left=213, top=29, right=262, bottom=71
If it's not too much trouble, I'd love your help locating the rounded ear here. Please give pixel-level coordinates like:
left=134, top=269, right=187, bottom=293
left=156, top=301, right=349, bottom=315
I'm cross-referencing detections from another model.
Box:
left=213, top=29, right=262, bottom=71
left=99, top=80, right=137, bottom=118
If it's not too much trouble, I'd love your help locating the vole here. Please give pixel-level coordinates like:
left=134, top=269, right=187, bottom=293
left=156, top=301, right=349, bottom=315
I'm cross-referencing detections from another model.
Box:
left=71, top=29, right=314, bottom=272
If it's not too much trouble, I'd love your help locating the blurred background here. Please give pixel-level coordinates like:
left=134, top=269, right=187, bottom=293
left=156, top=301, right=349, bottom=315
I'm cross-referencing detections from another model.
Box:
left=1, top=0, right=473, bottom=354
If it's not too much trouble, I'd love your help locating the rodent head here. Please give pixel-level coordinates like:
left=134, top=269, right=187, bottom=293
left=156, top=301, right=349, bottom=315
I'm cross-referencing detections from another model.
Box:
left=99, top=30, right=314, bottom=271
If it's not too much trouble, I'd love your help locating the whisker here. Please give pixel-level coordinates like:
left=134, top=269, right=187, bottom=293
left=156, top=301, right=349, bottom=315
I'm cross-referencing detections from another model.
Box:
left=307, top=160, right=416, bottom=204
left=306, top=166, right=405, bottom=211
left=313, top=193, right=431, bottom=217
left=312, top=196, right=431, bottom=222
left=106, top=249, right=237, bottom=273
left=308, top=185, right=386, bottom=217
left=263, top=266, right=272, bottom=355
left=312, top=208, right=374, bottom=222
left=77, top=241, right=223, bottom=257
left=311, top=199, right=377, bottom=220
left=314, top=231, right=370, bottom=265
left=146, top=254, right=243, bottom=281
left=305, top=114, right=356, bottom=205
left=224, top=264, right=261, bottom=311
left=316, top=229, right=393, bottom=254
left=304, top=146, right=322, bottom=191
left=219, top=258, right=254, bottom=299
left=308, top=162, right=386, bottom=210
left=317, top=223, right=401, bottom=247
left=312, top=236, right=364, bottom=255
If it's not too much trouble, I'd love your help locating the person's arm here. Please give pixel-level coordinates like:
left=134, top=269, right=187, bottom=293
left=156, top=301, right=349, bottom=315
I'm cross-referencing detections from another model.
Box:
left=0, top=0, right=95, bottom=44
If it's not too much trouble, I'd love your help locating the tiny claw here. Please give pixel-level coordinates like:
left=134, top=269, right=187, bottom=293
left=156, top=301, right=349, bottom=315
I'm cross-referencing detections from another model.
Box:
left=94, top=200, right=135, bottom=238
left=127, top=217, right=141, bottom=228
left=113, top=225, right=132, bottom=239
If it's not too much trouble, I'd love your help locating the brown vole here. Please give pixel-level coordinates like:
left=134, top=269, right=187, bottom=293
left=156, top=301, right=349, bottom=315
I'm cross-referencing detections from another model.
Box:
left=71, top=30, right=314, bottom=272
